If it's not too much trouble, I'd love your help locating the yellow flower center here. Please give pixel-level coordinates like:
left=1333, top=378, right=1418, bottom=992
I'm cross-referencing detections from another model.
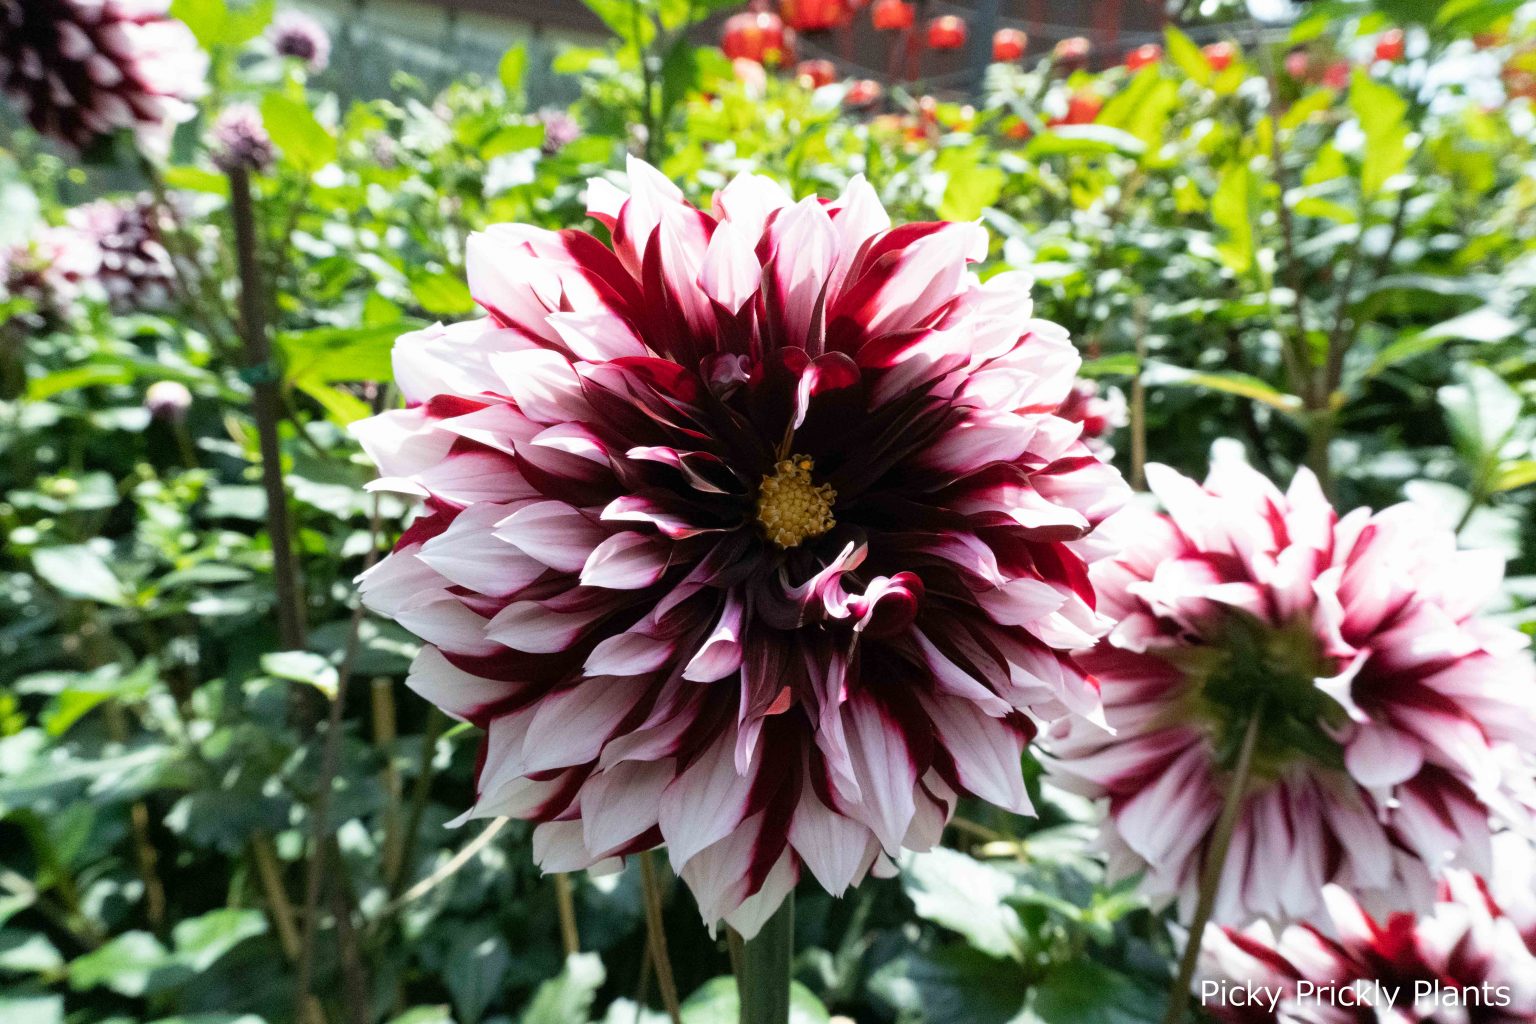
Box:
left=755, top=455, right=836, bottom=548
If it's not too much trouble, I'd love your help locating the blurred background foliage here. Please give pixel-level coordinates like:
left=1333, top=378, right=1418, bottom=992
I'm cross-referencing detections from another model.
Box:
left=2, top=0, right=1536, bottom=1022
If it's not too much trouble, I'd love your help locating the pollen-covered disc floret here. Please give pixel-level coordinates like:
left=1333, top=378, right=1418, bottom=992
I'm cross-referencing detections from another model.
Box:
left=354, top=158, right=1128, bottom=937
left=1046, top=460, right=1536, bottom=928
left=756, top=455, right=835, bottom=547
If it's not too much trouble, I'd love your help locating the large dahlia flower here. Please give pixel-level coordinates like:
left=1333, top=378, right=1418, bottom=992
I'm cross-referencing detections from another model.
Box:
left=0, top=0, right=207, bottom=152
left=1046, top=461, right=1536, bottom=927
left=355, top=159, right=1127, bottom=936
left=1200, top=833, right=1536, bottom=1023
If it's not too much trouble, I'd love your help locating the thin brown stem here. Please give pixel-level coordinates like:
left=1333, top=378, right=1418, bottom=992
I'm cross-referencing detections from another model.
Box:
left=639, top=852, right=682, bottom=1024
left=249, top=832, right=303, bottom=962
left=228, top=165, right=307, bottom=651
left=329, top=852, right=373, bottom=1024
left=554, top=872, right=582, bottom=958
left=1161, top=706, right=1265, bottom=1024
left=373, top=678, right=405, bottom=887
left=390, top=707, right=448, bottom=897
left=1131, top=298, right=1149, bottom=491
left=379, top=818, right=508, bottom=917
left=293, top=492, right=382, bottom=1024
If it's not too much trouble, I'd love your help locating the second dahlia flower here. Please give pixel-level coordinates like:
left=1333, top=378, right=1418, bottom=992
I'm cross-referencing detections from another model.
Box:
left=1200, top=833, right=1536, bottom=1022
left=0, top=0, right=206, bottom=151
left=1046, top=461, right=1536, bottom=927
left=356, top=159, right=1127, bottom=936
left=68, top=195, right=174, bottom=313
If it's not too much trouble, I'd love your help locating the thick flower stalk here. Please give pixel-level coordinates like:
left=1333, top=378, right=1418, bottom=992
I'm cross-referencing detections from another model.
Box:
left=0, top=0, right=206, bottom=152
left=1047, top=461, right=1536, bottom=927
left=1200, top=833, right=1536, bottom=1022
left=67, top=195, right=174, bottom=313
left=355, top=159, right=1127, bottom=936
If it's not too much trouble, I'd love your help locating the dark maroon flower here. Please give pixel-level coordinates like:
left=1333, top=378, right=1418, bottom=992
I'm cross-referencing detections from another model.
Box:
left=0, top=0, right=206, bottom=152
left=355, top=160, right=1129, bottom=935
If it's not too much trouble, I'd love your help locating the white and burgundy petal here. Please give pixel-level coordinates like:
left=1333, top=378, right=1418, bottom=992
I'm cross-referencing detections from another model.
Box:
left=358, top=159, right=1127, bottom=935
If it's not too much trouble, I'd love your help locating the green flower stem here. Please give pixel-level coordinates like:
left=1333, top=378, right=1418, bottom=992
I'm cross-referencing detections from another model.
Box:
left=1162, top=704, right=1264, bottom=1024
left=739, top=890, right=794, bottom=1024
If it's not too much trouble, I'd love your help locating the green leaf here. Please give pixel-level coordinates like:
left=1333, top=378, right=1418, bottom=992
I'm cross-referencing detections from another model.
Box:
left=32, top=546, right=129, bottom=606
left=1027, top=125, right=1146, bottom=158
left=499, top=44, right=528, bottom=95
left=260, top=651, right=338, bottom=698
left=0, top=930, right=63, bottom=974
left=1493, top=460, right=1536, bottom=493
left=1024, top=961, right=1163, bottom=1024
left=1420, top=306, right=1521, bottom=344
left=1080, top=353, right=1141, bottom=377
left=26, top=364, right=135, bottom=401
left=69, top=932, right=177, bottom=997
left=1097, top=69, right=1179, bottom=152
left=660, top=40, right=703, bottom=128
left=1211, top=161, right=1255, bottom=277
left=1164, top=26, right=1210, bottom=86
left=1439, top=364, right=1521, bottom=463
left=0, top=993, right=63, bottom=1024
left=1349, top=70, right=1409, bottom=196
left=171, top=0, right=273, bottom=48
left=519, top=953, right=605, bottom=1024
left=278, top=322, right=408, bottom=385
left=1144, top=361, right=1303, bottom=413
left=937, top=148, right=1005, bottom=221
left=893, top=947, right=1030, bottom=1024
left=260, top=92, right=337, bottom=172
left=444, top=924, right=511, bottom=1024
left=582, top=0, right=655, bottom=51
left=408, top=271, right=474, bottom=317
left=484, top=124, right=547, bottom=159
left=679, top=977, right=830, bottom=1024
left=902, top=848, right=1022, bottom=960
left=294, top=380, right=374, bottom=426
left=172, top=909, right=266, bottom=971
